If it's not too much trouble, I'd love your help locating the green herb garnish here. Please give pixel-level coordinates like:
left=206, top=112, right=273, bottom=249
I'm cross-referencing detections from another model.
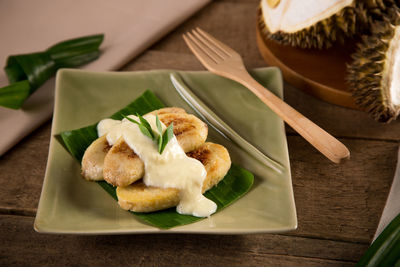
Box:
left=159, top=123, right=174, bottom=154
left=0, top=34, right=104, bottom=109
left=156, top=114, right=163, bottom=152
left=137, top=113, right=155, bottom=140
left=122, top=114, right=174, bottom=154
left=122, top=115, right=139, bottom=125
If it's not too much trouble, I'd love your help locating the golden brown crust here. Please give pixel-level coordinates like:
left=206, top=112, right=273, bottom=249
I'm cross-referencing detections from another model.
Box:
left=103, top=137, right=144, bottom=187
left=81, top=135, right=110, bottom=181
left=159, top=113, right=208, bottom=152
left=188, top=142, right=231, bottom=192
left=147, top=107, right=186, bottom=116
left=118, top=181, right=180, bottom=212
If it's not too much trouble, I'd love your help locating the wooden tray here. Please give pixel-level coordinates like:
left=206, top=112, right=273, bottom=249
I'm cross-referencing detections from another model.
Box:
left=256, top=21, right=359, bottom=110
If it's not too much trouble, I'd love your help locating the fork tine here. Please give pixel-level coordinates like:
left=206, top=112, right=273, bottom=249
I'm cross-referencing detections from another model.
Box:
left=183, top=33, right=218, bottom=67
left=196, top=27, right=237, bottom=57
left=192, top=29, right=227, bottom=59
left=184, top=32, right=221, bottom=64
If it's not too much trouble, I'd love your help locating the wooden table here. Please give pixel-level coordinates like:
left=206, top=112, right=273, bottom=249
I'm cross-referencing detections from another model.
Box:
left=1, top=1, right=399, bottom=266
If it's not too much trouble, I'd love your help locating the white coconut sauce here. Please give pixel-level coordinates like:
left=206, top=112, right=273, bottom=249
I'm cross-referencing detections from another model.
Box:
left=97, top=114, right=217, bottom=217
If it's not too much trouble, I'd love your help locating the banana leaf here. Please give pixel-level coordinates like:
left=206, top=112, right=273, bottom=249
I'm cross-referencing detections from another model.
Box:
left=59, top=90, right=254, bottom=229
left=0, top=34, right=104, bottom=109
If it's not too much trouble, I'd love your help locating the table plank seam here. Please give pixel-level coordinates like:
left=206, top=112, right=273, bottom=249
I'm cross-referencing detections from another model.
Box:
left=240, top=252, right=359, bottom=264
left=278, top=233, right=370, bottom=245
left=0, top=206, right=36, bottom=217
left=285, top=132, right=400, bottom=143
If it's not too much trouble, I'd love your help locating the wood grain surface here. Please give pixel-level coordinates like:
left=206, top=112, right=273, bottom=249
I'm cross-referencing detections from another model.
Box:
left=1, top=0, right=399, bottom=266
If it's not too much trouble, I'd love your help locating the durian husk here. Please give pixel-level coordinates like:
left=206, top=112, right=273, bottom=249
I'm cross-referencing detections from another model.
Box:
left=258, top=0, right=399, bottom=49
left=347, top=7, right=400, bottom=122
left=258, top=1, right=360, bottom=49
left=362, top=0, right=399, bottom=28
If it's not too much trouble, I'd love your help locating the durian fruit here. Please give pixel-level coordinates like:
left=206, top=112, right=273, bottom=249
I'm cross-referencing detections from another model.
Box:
left=347, top=7, right=400, bottom=122
left=258, top=0, right=399, bottom=49
left=258, top=0, right=361, bottom=49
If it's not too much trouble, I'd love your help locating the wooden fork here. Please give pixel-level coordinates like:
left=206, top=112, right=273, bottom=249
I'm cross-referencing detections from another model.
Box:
left=183, top=28, right=350, bottom=164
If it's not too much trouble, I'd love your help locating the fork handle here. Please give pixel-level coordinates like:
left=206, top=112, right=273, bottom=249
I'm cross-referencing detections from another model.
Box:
left=234, top=72, right=350, bottom=163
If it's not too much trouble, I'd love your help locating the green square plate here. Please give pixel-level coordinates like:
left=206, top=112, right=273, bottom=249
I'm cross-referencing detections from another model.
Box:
left=34, top=67, right=297, bottom=234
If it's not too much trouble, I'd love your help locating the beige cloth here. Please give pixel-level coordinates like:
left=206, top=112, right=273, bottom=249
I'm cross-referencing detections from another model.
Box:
left=373, top=145, right=400, bottom=241
left=0, top=0, right=210, bottom=156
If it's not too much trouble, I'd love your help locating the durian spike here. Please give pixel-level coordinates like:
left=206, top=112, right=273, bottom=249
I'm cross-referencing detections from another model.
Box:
left=347, top=6, right=400, bottom=122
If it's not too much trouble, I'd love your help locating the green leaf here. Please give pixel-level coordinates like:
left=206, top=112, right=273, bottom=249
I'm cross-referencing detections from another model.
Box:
left=156, top=114, right=162, bottom=133
left=47, top=34, right=103, bottom=53
left=159, top=123, right=174, bottom=154
left=0, top=34, right=104, bottom=109
left=58, top=90, right=254, bottom=229
left=47, top=34, right=104, bottom=68
left=137, top=113, right=154, bottom=140
left=52, top=50, right=101, bottom=69
left=124, top=114, right=159, bottom=145
left=4, top=62, right=25, bottom=84
left=156, top=114, right=164, bottom=153
left=6, top=52, right=56, bottom=91
left=60, top=125, right=98, bottom=163
left=357, top=213, right=400, bottom=267
left=0, top=81, right=31, bottom=109
left=157, top=134, right=163, bottom=154
left=138, top=124, right=154, bottom=140
left=122, top=115, right=139, bottom=125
